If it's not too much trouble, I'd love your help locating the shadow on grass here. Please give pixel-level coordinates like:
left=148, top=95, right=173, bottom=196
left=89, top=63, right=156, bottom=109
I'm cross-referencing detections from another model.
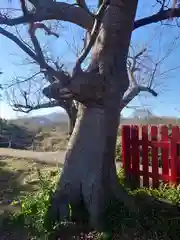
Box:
left=44, top=191, right=180, bottom=240
left=0, top=162, right=34, bottom=212
left=0, top=161, right=33, bottom=239
left=43, top=182, right=180, bottom=240
left=0, top=157, right=58, bottom=239
left=101, top=176, right=180, bottom=240
left=0, top=212, right=29, bottom=240
left=0, top=158, right=55, bottom=209
left=50, top=171, right=180, bottom=239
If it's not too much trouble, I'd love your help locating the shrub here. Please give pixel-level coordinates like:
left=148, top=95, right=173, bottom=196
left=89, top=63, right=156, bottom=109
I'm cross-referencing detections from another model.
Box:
left=115, top=135, right=122, bottom=162
left=11, top=169, right=59, bottom=239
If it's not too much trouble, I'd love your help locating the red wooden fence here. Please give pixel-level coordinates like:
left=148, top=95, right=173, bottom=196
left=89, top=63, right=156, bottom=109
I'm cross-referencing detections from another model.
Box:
left=121, top=125, right=180, bottom=188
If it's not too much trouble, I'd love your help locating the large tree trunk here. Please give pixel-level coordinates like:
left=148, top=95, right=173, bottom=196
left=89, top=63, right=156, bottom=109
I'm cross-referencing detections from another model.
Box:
left=47, top=0, right=139, bottom=231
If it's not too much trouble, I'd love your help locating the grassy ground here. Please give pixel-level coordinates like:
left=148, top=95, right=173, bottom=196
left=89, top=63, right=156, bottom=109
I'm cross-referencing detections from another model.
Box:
left=0, top=118, right=69, bottom=151
left=33, top=130, right=69, bottom=152
left=0, top=156, right=180, bottom=239
left=0, top=156, right=58, bottom=239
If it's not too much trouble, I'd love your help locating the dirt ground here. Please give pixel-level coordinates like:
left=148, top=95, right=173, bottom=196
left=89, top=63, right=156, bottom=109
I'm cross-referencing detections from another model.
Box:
left=0, top=155, right=58, bottom=240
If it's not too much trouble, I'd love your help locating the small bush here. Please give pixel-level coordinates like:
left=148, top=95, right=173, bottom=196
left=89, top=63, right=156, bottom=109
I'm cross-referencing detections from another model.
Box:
left=115, top=135, right=122, bottom=162
left=11, top=169, right=59, bottom=239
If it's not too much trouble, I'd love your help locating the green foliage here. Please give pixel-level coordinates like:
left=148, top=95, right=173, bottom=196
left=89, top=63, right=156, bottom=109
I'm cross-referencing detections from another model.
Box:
left=115, top=131, right=122, bottom=162
left=105, top=170, right=180, bottom=239
left=10, top=169, right=59, bottom=239
left=115, top=135, right=122, bottom=162
left=5, top=167, right=180, bottom=239
left=136, top=183, right=180, bottom=205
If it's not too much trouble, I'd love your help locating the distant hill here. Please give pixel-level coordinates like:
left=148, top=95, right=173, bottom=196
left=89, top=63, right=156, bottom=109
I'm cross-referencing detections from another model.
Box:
left=6, top=109, right=180, bottom=128
left=1, top=108, right=180, bottom=151
left=8, top=111, right=69, bottom=135
left=9, top=111, right=68, bottom=126
left=0, top=112, right=69, bottom=151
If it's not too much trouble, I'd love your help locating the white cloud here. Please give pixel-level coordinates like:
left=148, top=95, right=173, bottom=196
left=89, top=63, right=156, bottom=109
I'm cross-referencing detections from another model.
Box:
left=0, top=102, right=20, bottom=119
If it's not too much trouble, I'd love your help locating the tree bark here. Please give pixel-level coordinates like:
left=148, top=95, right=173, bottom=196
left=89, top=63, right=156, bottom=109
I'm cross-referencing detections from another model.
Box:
left=66, top=101, right=78, bottom=136
left=47, top=0, right=139, bottom=231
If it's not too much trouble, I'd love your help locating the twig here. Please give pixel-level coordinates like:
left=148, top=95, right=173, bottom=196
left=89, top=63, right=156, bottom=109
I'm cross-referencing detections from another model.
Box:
left=13, top=100, right=60, bottom=113
left=29, top=22, right=59, bottom=38
left=73, top=0, right=109, bottom=73
left=76, top=0, right=93, bottom=16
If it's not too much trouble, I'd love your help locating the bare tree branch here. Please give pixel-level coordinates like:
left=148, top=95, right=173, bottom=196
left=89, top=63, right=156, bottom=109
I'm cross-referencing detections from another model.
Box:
left=6, top=72, right=41, bottom=88
left=74, top=0, right=109, bottom=73
left=2, top=3, right=180, bottom=34
left=3, top=2, right=178, bottom=131
left=134, top=7, right=180, bottom=30
left=120, top=86, right=157, bottom=110
left=0, top=26, right=70, bottom=85
left=30, top=22, right=59, bottom=38
left=28, top=24, right=47, bottom=68
left=12, top=83, right=78, bottom=135
left=0, top=26, right=37, bottom=61
left=2, top=2, right=180, bottom=37
left=0, top=2, right=94, bottom=30
left=76, top=0, right=93, bottom=16
left=120, top=47, right=158, bottom=110
left=27, top=22, right=59, bottom=69
left=13, top=100, right=60, bottom=113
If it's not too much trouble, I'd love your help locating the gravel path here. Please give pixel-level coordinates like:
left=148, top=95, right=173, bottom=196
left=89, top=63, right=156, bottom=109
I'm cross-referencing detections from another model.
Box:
left=0, top=148, right=122, bottom=168
left=0, top=148, right=66, bottom=165
left=1, top=148, right=162, bottom=187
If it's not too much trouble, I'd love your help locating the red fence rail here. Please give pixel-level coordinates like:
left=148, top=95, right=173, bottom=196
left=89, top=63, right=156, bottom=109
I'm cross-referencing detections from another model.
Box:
left=121, top=125, right=180, bottom=188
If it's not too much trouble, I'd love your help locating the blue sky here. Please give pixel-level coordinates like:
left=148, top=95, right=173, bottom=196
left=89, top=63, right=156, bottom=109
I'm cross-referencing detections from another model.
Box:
left=1, top=0, right=180, bottom=119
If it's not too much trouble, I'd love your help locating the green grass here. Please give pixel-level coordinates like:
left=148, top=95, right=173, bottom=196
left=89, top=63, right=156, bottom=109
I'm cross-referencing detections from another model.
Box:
left=9, top=169, right=59, bottom=239
left=33, top=130, right=69, bottom=152
left=0, top=156, right=180, bottom=239
left=0, top=166, right=179, bottom=239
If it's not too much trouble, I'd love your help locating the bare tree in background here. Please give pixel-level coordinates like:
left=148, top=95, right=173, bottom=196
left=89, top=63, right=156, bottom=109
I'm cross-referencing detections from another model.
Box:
left=1, top=0, right=180, bottom=232
left=6, top=30, right=179, bottom=135
left=4, top=2, right=180, bottom=136
left=8, top=43, right=178, bottom=134
left=6, top=46, right=160, bottom=135
left=5, top=49, right=79, bottom=135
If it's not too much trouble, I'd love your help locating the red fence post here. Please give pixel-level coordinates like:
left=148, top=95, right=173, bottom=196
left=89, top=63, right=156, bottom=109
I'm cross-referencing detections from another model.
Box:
left=170, top=126, right=179, bottom=185
left=151, top=126, right=159, bottom=188
left=122, top=124, right=180, bottom=188
left=177, top=127, right=180, bottom=183
left=160, top=125, right=169, bottom=183
left=131, top=125, right=140, bottom=187
left=121, top=125, right=131, bottom=181
left=141, top=125, right=149, bottom=187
